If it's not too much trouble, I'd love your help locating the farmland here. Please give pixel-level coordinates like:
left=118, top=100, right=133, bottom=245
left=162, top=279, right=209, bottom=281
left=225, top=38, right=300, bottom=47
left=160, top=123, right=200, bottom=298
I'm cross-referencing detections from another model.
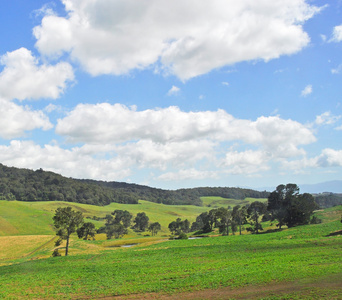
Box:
left=0, top=199, right=341, bottom=299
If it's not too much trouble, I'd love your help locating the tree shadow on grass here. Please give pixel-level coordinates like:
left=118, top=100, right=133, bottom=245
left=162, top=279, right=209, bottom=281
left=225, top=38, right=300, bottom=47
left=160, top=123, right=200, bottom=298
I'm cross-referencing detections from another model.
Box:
left=326, top=230, right=342, bottom=237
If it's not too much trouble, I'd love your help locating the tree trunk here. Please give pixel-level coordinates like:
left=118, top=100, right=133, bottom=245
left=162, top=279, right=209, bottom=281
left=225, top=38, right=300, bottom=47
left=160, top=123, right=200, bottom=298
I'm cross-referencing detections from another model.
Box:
left=65, top=235, right=70, bottom=256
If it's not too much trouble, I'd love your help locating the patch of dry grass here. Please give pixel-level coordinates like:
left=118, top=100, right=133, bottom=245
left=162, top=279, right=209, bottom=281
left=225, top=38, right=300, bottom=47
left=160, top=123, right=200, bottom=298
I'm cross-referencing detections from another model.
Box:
left=0, top=235, right=55, bottom=262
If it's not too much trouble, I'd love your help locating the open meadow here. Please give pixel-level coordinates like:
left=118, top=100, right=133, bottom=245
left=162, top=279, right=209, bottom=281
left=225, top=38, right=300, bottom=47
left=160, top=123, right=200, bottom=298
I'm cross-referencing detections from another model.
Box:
left=0, top=200, right=341, bottom=299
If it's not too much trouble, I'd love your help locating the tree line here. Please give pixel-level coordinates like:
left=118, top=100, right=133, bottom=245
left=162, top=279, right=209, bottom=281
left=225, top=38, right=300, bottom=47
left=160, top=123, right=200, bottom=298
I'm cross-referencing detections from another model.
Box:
left=168, top=184, right=320, bottom=238
left=0, top=163, right=269, bottom=206
left=52, top=183, right=321, bottom=256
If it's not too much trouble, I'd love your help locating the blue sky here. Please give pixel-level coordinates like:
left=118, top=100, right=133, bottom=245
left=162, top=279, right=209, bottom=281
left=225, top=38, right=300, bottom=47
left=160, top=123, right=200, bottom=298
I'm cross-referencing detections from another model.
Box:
left=0, top=0, right=341, bottom=190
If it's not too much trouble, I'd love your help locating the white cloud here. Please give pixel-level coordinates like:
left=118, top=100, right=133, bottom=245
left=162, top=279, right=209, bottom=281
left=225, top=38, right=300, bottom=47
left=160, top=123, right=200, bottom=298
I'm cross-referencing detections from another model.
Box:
left=0, top=98, right=52, bottom=139
left=167, top=85, right=180, bottom=96
left=331, top=64, right=342, bottom=74
left=282, top=148, right=342, bottom=172
left=0, top=140, right=131, bottom=181
left=116, top=139, right=216, bottom=170
left=0, top=48, right=74, bottom=101
left=331, top=24, right=342, bottom=42
left=56, top=104, right=315, bottom=158
left=315, top=111, right=341, bottom=126
left=34, top=0, right=321, bottom=80
left=223, top=150, right=270, bottom=175
left=157, top=169, right=219, bottom=181
left=222, top=82, right=229, bottom=86
left=316, top=149, right=342, bottom=167
left=301, top=84, right=312, bottom=97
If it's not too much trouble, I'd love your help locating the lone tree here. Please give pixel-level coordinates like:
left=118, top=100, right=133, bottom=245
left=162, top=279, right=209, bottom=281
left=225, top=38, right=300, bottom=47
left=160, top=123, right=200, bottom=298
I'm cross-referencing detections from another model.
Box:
left=53, top=207, right=84, bottom=256
left=148, top=222, right=161, bottom=236
left=77, top=222, right=96, bottom=240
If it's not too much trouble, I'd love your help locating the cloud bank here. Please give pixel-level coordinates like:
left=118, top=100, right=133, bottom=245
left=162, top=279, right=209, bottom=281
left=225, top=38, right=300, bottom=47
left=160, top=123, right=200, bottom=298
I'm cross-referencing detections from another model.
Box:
left=33, top=0, right=321, bottom=80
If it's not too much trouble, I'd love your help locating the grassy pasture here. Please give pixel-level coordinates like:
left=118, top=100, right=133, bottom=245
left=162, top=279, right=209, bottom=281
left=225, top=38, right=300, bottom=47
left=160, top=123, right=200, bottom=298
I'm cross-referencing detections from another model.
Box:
left=0, top=199, right=212, bottom=236
left=0, top=205, right=341, bottom=299
left=201, top=196, right=267, bottom=208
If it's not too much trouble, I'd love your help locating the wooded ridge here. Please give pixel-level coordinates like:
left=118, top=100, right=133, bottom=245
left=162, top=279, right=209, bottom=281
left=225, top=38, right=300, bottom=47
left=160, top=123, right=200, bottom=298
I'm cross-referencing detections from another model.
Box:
left=0, top=163, right=268, bottom=206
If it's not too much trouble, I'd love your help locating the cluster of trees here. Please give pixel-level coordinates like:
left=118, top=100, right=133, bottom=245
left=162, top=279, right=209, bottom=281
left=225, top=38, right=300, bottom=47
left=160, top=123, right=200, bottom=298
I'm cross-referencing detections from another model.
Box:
left=53, top=207, right=162, bottom=256
left=184, top=205, right=251, bottom=235
left=53, top=207, right=96, bottom=256
left=0, top=163, right=270, bottom=207
left=313, top=193, right=342, bottom=208
left=169, top=184, right=320, bottom=237
left=99, top=210, right=161, bottom=240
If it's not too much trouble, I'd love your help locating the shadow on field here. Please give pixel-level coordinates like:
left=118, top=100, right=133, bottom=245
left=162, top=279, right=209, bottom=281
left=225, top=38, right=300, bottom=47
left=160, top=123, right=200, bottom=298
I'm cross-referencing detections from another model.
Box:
left=326, top=229, right=342, bottom=237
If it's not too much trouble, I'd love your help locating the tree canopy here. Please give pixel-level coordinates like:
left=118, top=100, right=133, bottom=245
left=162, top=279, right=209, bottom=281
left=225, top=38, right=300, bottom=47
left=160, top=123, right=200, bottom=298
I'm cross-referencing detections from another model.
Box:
left=267, top=184, right=318, bottom=228
left=53, top=207, right=84, bottom=256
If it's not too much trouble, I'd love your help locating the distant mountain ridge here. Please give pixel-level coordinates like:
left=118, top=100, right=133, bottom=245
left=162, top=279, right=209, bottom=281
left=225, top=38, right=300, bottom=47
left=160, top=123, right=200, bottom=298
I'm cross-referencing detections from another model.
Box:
left=258, top=180, right=342, bottom=194
left=299, top=181, right=342, bottom=194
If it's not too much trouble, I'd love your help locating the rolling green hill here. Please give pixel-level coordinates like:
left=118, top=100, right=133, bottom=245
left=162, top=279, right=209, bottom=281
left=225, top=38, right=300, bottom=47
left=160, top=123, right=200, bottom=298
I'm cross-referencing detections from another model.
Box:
left=0, top=205, right=341, bottom=299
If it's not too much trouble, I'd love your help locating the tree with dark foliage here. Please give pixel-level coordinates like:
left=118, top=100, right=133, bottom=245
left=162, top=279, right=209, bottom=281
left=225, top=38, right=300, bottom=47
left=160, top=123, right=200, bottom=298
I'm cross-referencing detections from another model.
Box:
left=148, top=222, right=161, bottom=236
left=267, top=184, right=318, bottom=228
left=77, top=222, right=96, bottom=240
left=247, top=201, right=267, bottom=234
left=105, top=210, right=133, bottom=239
left=133, top=212, right=149, bottom=232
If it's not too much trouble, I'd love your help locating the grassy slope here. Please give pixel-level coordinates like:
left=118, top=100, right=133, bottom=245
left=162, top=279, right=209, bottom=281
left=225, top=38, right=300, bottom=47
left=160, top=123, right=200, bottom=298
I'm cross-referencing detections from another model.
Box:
left=0, top=197, right=250, bottom=264
left=0, top=206, right=341, bottom=299
left=201, top=196, right=267, bottom=207
left=0, top=196, right=256, bottom=237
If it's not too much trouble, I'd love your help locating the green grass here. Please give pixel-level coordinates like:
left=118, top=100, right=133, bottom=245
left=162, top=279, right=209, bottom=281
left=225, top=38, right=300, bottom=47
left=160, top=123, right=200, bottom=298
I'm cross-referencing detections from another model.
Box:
left=201, top=196, right=267, bottom=207
left=0, top=200, right=212, bottom=236
left=0, top=206, right=341, bottom=299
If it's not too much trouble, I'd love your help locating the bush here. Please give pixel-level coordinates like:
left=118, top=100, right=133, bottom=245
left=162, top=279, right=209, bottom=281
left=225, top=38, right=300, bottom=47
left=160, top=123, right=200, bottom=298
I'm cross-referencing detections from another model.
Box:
left=310, top=216, right=322, bottom=224
left=52, top=249, right=61, bottom=257
left=177, top=232, right=188, bottom=239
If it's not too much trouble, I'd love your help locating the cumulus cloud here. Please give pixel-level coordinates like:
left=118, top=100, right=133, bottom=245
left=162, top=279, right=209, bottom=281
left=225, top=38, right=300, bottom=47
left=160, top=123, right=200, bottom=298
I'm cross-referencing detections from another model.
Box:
left=56, top=104, right=315, bottom=157
left=315, top=111, right=341, bottom=126
left=331, top=24, right=342, bottom=42
left=0, top=140, right=131, bottom=180
left=283, top=148, right=342, bottom=171
left=0, top=98, right=52, bottom=139
left=33, top=0, right=321, bottom=80
left=0, top=48, right=74, bottom=101
left=157, top=169, right=219, bottom=181
left=223, top=150, right=270, bottom=175
left=167, top=85, right=180, bottom=96
left=301, top=84, right=312, bottom=97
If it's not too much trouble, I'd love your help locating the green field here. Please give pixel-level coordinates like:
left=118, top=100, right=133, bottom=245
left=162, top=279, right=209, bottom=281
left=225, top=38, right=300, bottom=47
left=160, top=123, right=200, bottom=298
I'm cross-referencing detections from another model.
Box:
left=201, top=196, right=267, bottom=207
left=0, top=200, right=341, bottom=299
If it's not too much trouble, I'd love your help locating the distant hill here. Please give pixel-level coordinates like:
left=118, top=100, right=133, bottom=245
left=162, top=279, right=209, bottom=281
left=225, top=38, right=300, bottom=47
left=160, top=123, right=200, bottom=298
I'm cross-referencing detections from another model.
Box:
left=0, top=163, right=268, bottom=206
left=299, top=181, right=342, bottom=194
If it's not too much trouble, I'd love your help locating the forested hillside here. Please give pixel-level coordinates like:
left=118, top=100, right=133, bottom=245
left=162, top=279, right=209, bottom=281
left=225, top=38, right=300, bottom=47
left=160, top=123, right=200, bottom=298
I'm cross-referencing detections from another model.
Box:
left=313, top=193, right=342, bottom=208
left=0, top=164, right=268, bottom=206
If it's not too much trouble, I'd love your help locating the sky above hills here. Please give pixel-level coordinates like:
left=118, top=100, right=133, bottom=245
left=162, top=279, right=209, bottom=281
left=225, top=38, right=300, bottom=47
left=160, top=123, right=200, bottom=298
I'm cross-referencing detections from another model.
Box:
left=0, top=0, right=341, bottom=190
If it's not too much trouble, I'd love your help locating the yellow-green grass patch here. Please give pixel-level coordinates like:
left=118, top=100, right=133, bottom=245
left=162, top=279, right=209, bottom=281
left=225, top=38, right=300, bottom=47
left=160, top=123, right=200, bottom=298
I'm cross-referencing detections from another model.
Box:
left=0, top=235, right=54, bottom=262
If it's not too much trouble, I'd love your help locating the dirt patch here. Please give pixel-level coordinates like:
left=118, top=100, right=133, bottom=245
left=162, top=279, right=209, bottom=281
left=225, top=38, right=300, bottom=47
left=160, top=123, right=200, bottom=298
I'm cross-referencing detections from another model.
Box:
left=98, top=274, right=342, bottom=300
